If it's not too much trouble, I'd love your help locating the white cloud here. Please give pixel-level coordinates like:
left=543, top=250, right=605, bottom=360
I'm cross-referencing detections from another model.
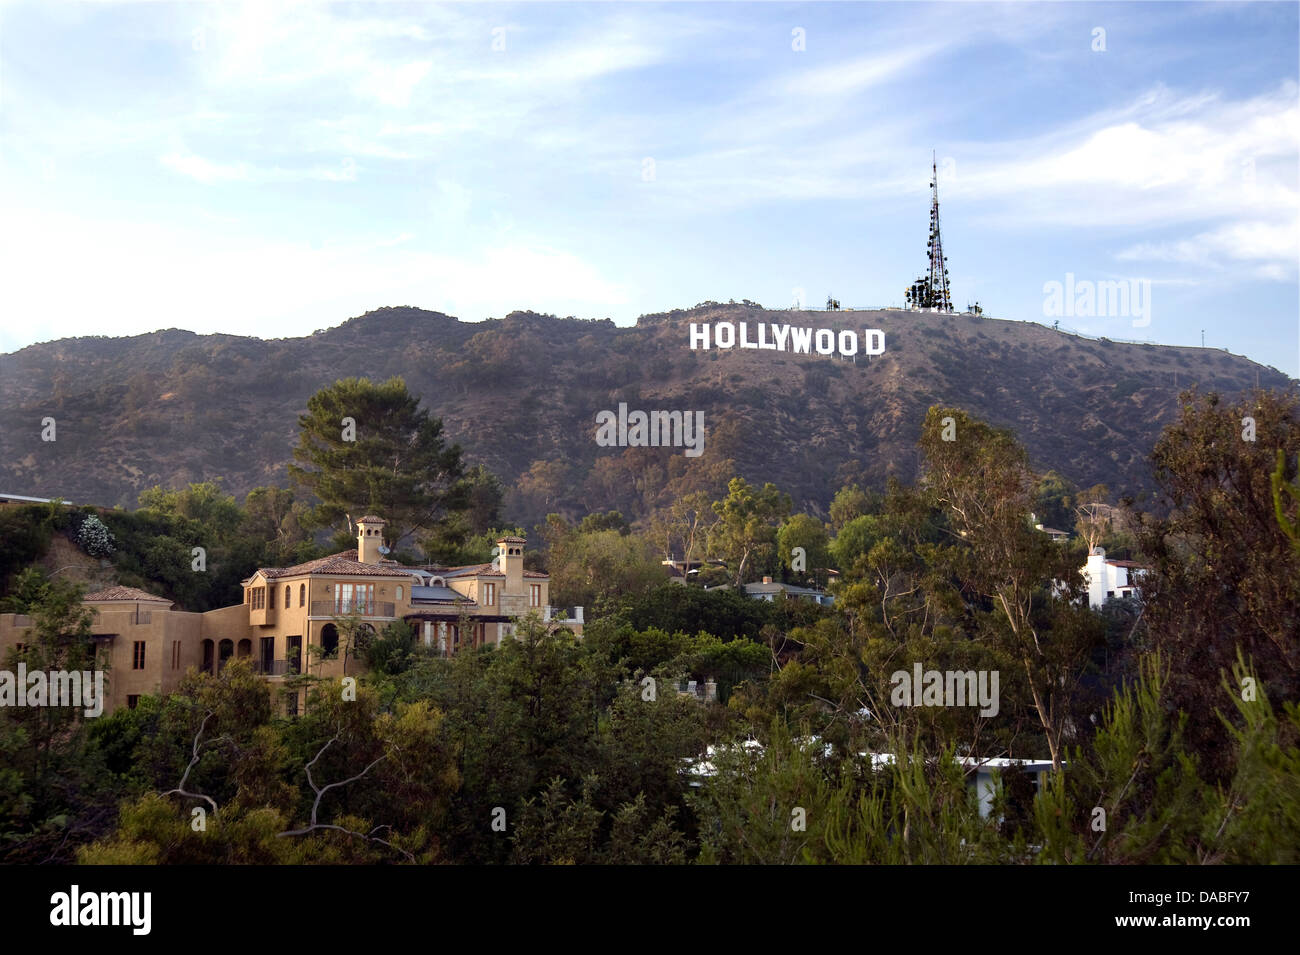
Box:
left=0, top=206, right=628, bottom=353
left=354, top=60, right=432, bottom=108
left=1116, top=222, right=1299, bottom=274
left=781, top=44, right=945, bottom=99
left=160, top=151, right=251, bottom=184
left=160, top=150, right=357, bottom=183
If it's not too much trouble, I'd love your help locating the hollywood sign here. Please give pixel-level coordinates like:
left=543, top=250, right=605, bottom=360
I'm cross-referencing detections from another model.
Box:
left=689, top=321, right=885, bottom=359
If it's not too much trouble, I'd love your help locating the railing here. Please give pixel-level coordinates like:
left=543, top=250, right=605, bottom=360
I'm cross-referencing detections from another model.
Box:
left=543, top=606, right=585, bottom=624
left=247, top=659, right=295, bottom=676
left=309, top=600, right=396, bottom=618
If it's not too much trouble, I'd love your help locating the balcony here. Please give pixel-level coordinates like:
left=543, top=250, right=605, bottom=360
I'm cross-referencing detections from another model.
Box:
left=248, top=659, right=297, bottom=676
left=543, top=606, right=585, bottom=625
left=309, top=600, right=396, bottom=619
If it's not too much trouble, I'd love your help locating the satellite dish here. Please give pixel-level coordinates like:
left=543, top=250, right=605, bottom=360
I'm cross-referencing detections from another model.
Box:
left=378, top=545, right=390, bottom=555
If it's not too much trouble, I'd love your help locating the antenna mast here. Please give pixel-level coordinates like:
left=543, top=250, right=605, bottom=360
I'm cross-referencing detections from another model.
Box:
left=905, top=152, right=954, bottom=312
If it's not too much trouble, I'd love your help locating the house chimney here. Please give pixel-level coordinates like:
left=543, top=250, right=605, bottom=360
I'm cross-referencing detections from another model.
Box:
left=496, top=536, right=526, bottom=596
left=356, top=515, right=386, bottom=564
left=763, top=576, right=773, bottom=584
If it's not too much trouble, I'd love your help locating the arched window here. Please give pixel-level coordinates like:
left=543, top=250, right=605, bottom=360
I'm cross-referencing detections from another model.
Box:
left=396, top=585, right=403, bottom=601
left=284, top=585, right=290, bottom=608
left=299, top=583, right=306, bottom=607
left=321, top=624, right=339, bottom=657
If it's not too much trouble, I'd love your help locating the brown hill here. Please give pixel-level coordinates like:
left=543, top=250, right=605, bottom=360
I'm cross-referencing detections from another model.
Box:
left=0, top=304, right=1292, bottom=520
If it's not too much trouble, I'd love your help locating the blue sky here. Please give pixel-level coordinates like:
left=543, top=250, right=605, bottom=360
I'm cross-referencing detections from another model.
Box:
left=1, top=1, right=1296, bottom=375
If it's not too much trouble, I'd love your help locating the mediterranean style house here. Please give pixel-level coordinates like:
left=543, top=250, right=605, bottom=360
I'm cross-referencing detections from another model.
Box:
left=1081, top=546, right=1149, bottom=608
left=0, top=516, right=580, bottom=717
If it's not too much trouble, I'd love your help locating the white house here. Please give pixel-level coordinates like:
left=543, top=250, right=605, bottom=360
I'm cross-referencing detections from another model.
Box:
left=1081, top=547, right=1148, bottom=608
left=1029, top=512, right=1069, bottom=543
left=742, top=577, right=835, bottom=607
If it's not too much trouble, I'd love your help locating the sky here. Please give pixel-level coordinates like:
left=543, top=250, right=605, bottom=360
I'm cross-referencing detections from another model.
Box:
left=0, top=1, right=1297, bottom=376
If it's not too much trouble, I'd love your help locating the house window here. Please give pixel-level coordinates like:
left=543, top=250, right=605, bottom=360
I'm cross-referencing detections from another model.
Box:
left=13, top=643, right=25, bottom=655
left=529, top=584, right=541, bottom=608
left=269, top=586, right=276, bottom=610
left=284, top=585, right=290, bottom=608
left=127, top=695, right=139, bottom=709
left=482, top=583, right=496, bottom=606
left=251, top=588, right=265, bottom=610
left=396, top=585, right=403, bottom=601
left=335, top=582, right=375, bottom=615
left=171, top=640, right=181, bottom=670
left=132, top=641, right=146, bottom=670
left=299, top=583, right=306, bottom=607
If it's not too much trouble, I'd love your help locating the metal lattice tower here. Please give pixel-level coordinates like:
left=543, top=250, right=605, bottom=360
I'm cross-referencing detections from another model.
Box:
left=905, top=152, right=953, bottom=312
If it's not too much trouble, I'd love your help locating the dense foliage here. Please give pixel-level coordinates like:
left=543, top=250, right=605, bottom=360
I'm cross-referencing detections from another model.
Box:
left=1, top=386, right=1296, bottom=864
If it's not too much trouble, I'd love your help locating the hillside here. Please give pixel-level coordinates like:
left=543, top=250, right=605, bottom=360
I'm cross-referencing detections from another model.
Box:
left=1, top=304, right=1292, bottom=520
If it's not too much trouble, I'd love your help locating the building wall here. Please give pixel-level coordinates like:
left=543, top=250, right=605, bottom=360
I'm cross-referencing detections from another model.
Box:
left=0, top=602, right=203, bottom=714
left=1083, top=552, right=1130, bottom=608
left=0, top=542, right=564, bottom=717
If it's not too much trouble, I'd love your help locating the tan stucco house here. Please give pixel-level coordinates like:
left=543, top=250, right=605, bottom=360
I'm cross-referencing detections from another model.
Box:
left=0, top=516, right=579, bottom=717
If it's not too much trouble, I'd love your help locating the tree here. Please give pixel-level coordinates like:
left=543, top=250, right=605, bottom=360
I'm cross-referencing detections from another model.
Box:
left=777, top=514, right=830, bottom=585
left=76, top=514, right=116, bottom=558
left=828, top=484, right=878, bottom=531
left=711, top=478, right=792, bottom=585
left=288, top=377, right=465, bottom=549
left=508, top=459, right=573, bottom=527
left=648, top=490, right=717, bottom=572
left=1272, top=448, right=1300, bottom=555
left=419, top=465, right=507, bottom=564
left=917, top=406, right=1102, bottom=772
left=542, top=517, right=663, bottom=614
left=241, top=486, right=313, bottom=567
left=1033, top=471, right=1075, bottom=534
left=1133, top=388, right=1300, bottom=778
left=0, top=578, right=112, bottom=863
left=138, top=481, right=242, bottom=534
left=1073, top=484, right=1113, bottom=551
left=828, top=513, right=887, bottom=573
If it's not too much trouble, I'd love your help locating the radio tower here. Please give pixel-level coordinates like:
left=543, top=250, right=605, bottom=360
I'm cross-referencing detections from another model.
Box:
left=905, top=152, right=953, bottom=312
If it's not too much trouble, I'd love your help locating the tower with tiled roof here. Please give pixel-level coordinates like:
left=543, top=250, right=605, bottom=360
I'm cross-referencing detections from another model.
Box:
left=497, top=535, right=526, bottom=601
left=356, top=515, right=386, bottom=565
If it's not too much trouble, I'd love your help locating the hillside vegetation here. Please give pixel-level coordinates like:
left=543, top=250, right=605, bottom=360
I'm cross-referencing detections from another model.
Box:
left=1, top=304, right=1290, bottom=523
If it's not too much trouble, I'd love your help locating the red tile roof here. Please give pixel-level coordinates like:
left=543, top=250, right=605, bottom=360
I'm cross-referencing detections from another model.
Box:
left=435, top=561, right=548, bottom=579
left=84, top=586, right=172, bottom=604
left=255, top=550, right=411, bottom=580
left=496, top=536, right=527, bottom=543
left=356, top=515, right=386, bottom=524
left=445, top=563, right=505, bottom=578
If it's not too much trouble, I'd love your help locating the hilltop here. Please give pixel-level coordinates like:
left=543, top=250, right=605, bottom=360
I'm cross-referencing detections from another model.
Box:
left=1, top=304, right=1292, bottom=521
